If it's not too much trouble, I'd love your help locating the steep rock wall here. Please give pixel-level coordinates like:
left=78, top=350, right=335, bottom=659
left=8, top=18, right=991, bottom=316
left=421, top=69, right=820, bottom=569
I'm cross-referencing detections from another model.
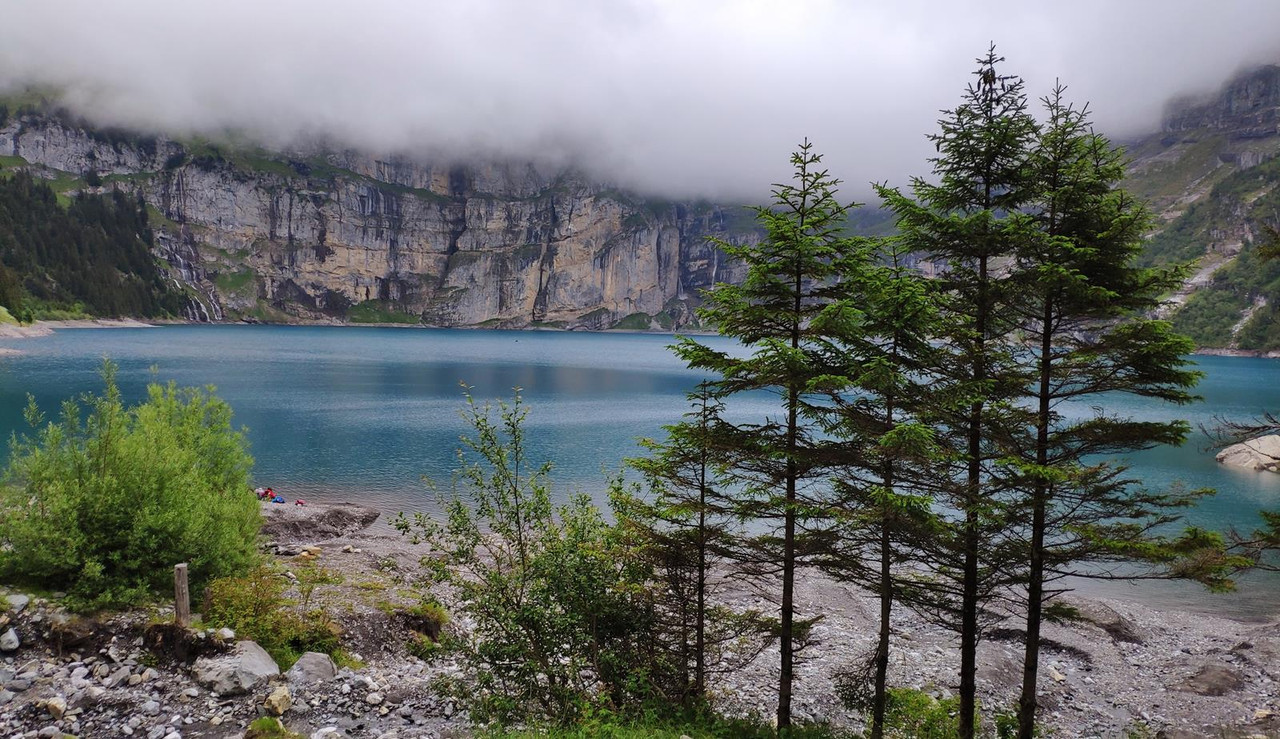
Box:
left=0, top=110, right=753, bottom=329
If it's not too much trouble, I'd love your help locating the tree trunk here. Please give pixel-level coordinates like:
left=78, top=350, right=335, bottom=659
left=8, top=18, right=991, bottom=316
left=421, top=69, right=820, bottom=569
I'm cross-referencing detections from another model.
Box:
left=1018, top=302, right=1054, bottom=738
left=779, top=414, right=797, bottom=731
left=695, top=436, right=708, bottom=700
left=959, top=254, right=990, bottom=739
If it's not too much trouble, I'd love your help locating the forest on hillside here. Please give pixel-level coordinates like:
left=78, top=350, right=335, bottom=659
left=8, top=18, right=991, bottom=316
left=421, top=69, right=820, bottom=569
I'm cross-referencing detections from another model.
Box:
left=0, top=169, right=182, bottom=320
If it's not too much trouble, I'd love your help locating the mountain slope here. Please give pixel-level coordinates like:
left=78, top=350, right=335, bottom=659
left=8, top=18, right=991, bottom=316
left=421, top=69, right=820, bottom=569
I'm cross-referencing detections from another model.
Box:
left=1122, top=63, right=1280, bottom=351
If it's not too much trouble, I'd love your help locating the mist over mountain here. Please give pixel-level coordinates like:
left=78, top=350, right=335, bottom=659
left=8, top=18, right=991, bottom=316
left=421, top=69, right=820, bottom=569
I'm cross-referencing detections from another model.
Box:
left=3, top=0, right=1280, bottom=200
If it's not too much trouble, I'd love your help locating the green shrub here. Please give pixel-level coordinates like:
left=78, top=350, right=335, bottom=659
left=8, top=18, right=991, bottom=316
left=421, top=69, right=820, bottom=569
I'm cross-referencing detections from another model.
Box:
left=244, top=717, right=304, bottom=739
left=882, top=687, right=962, bottom=738
left=406, top=631, right=443, bottom=661
left=0, top=361, right=260, bottom=609
left=396, top=391, right=663, bottom=727
left=486, top=709, right=851, bottom=738
left=204, top=565, right=342, bottom=668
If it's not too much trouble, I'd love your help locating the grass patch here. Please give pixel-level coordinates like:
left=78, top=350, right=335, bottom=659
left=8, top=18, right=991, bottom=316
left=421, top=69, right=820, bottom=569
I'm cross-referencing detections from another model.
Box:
left=244, top=717, right=304, bottom=739
left=347, top=300, right=419, bottom=324
left=611, top=312, right=653, bottom=330
left=214, top=269, right=257, bottom=295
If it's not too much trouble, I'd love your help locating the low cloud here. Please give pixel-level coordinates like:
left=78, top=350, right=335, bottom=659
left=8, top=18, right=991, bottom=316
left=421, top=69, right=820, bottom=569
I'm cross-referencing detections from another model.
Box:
left=2, top=0, right=1278, bottom=200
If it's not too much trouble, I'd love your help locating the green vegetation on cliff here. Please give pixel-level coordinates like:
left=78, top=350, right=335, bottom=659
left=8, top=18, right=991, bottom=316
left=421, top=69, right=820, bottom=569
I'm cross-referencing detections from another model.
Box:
left=0, top=171, right=183, bottom=320
left=1151, top=154, right=1280, bottom=348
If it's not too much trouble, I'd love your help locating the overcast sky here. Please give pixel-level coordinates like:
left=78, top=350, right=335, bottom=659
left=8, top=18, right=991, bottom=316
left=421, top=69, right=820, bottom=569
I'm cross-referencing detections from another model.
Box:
left=2, top=0, right=1278, bottom=200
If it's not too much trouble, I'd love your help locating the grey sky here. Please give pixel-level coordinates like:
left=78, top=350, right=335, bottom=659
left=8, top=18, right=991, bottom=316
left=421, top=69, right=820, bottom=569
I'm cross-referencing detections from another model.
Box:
left=2, top=0, right=1278, bottom=200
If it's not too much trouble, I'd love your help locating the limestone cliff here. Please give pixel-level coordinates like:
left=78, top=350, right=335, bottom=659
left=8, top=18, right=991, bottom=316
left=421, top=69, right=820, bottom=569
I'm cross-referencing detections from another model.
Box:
left=0, top=106, right=755, bottom=329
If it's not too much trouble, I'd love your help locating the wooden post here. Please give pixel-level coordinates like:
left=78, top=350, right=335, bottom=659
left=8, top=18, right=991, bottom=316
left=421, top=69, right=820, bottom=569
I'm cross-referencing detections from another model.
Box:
left=174, top=563, right=190, bottom=627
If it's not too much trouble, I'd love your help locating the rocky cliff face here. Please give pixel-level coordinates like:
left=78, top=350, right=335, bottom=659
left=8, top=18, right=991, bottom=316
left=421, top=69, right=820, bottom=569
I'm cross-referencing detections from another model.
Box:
left=0, top=108, right=754, bottom=329
left=1164, top=64, right=1280, bottom=141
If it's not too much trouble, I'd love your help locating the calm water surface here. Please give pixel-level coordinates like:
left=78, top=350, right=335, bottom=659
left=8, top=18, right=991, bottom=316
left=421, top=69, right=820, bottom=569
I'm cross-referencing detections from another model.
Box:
left=0, top=325, right=1277, bottom=619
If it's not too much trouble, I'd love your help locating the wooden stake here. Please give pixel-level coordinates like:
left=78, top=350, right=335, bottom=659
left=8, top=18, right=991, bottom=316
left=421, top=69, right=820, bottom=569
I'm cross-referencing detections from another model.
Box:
left=174, top=563, right=190, bottom=627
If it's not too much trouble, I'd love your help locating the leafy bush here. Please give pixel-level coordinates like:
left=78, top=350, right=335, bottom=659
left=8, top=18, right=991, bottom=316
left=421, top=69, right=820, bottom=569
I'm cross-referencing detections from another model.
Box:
left=0, top=361, right=260, bottom=609
left=205, top=564, right=342, bottom=668
left=882, top=687, right=962, bottom=738
left=396, top=390, right=662, bottom=727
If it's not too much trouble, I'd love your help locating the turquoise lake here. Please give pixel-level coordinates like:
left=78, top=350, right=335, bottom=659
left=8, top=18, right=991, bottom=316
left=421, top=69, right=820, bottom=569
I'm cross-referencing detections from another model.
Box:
left=0, top=325, right=1278, bottom=619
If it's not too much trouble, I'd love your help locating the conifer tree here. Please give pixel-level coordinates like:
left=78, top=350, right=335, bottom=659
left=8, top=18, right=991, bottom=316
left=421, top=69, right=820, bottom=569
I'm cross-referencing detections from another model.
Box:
left=817, top=232, right=940, bottom=739
left=675, top=140, right=862, bottom=730
left=875, top=46, right=1038, bottom=738
left=1006, top=86, right=1238, bottom=737
left=626, top=383, right=769, bottom=704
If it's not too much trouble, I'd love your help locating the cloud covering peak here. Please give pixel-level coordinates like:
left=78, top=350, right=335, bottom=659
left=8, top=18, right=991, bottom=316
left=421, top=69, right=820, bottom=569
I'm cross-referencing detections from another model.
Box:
left=2, top=0, right=1278, bottom=199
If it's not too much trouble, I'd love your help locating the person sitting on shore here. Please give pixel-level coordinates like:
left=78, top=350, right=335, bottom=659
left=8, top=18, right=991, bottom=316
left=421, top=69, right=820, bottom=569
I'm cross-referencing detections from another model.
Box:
left=294, top=498, right=306, bottom=506
left=271, top=493, right=286, bottom=504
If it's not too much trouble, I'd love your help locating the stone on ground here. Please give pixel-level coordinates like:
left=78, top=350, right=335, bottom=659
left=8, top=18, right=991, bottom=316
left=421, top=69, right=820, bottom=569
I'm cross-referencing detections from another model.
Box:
left=192, top=640, right=280, bottom=695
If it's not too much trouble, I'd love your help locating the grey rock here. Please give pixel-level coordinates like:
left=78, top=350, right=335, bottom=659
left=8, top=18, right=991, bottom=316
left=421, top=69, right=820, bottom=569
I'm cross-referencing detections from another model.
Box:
left=103, top=665, right=131, bottom=688
left=285, top=652, right=337, bottom=685
left=142, top=700, right=161, bottom=716
left=5, top=594, right=30, bottom=613
left=215, top=627, right=235, bottom=641
left=38, top=727, right=59, bottom=739
left=366, top=691, right=384, bottom=705
left=0, top=689, right=12, bottom=705
left=191, top=640, right=279, bottom=695
left=0, top=627, right=19, bottom=651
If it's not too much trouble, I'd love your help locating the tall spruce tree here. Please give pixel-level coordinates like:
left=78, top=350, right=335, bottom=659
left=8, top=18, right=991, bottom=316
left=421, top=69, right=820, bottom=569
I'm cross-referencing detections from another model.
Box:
left=675, top=140, right=862, bottom=730
left=876, top=46, right=1039, bottom=738
left=1006, top=86, right=1251, bottom=737
left=817, top=232, right=940, bottom=739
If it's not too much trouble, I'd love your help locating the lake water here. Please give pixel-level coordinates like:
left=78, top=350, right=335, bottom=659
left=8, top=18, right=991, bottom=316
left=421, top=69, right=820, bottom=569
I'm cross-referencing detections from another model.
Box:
left=0, top=325, right=1278, bottom=619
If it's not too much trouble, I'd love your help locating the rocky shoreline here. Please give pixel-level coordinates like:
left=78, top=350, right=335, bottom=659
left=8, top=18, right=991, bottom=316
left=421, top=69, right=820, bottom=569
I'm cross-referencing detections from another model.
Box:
left=0, top=502, right=1277, bottom=738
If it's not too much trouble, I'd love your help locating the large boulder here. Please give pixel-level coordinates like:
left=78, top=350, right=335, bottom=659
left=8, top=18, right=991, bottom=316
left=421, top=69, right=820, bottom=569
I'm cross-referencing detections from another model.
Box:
left=1176, top=663, right=1247, bottom=696
left=260, top=502, right=380, bottom=544
left=192, top=640, right=280, bottom=695
left=1216, top=434, right=1280, bottom=472
left=284, top=651, right=337, bottom=685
